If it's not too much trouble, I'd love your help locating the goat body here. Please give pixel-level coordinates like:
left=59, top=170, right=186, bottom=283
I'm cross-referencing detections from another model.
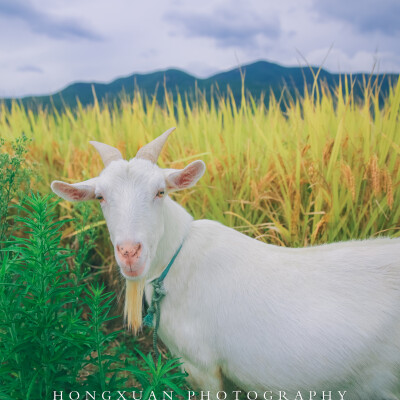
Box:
left=151, top=198, right=400, bottom=399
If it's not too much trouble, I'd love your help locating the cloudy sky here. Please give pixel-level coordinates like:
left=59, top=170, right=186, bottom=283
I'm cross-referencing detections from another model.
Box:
left=1, top=0, right=399, bottom=97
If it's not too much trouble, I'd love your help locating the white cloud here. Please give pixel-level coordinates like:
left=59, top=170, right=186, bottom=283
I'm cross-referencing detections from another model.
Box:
left=313, top=0, right=400, bottom=35
left=0, top=0, right=399, bottom=97
left=165, top=6, right=281, bottom=49
left=0, top=0, right=102, bottom=40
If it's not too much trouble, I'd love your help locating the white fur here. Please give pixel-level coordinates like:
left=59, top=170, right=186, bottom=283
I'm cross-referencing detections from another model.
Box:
left=52, top=156, right=400, bottom=400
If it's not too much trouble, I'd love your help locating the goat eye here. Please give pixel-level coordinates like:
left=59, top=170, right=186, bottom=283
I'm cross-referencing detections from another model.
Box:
left=96, top=195, right=104, bottom=201
left=156, top=190, right=165, bottom=198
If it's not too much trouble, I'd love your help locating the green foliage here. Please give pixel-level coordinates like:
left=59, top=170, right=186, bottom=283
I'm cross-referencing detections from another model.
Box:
left=0, top=193, right=189, bottom=399
left=70, top=202, right=101, bottom=284
left=125, top=350, right=189, bottom=399
left=0, top=134, right=34, bottom=246
left=82, top=284, right=126, bottom=392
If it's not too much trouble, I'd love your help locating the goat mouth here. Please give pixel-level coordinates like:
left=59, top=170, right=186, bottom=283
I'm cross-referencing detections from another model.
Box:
left=120, top=261, right=146, bottom=279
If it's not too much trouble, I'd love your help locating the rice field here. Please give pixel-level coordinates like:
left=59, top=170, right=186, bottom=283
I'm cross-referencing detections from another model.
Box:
left=1, top=77, right=400, bottom=262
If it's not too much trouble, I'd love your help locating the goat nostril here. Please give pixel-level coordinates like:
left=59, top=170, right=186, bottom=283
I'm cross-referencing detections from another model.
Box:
left=117, top=242, right=142, bottom=263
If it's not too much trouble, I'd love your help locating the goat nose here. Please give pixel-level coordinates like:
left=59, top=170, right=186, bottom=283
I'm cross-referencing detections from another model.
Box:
left=116, top=242, right=142, bottom=266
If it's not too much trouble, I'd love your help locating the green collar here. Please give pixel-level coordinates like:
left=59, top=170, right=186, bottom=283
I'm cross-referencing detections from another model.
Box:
left=143, top=242, right=184, bottom=358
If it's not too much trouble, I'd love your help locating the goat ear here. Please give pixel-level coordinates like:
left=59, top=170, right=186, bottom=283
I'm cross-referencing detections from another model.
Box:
left=51, top=178, right=97, bottom=202
left=165, top=160, right=205, bottom=191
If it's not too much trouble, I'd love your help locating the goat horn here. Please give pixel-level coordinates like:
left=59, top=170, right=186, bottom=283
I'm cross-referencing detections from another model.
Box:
left=135, top=127, right=176, bottom=163
left=89, top=141, right=123, bottom=167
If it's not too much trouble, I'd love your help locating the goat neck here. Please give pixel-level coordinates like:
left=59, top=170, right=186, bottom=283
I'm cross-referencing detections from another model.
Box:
left=147, top=196, right=193, bottom=281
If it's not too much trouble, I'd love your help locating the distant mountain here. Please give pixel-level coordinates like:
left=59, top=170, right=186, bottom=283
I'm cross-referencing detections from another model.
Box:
left=2, top=61, right=398, bottom=111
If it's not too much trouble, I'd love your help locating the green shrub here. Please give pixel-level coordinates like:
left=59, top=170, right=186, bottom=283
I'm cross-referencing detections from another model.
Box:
left=0, top=194, right=123, bottom=398
left=0, top=134, right=34, bottom=246
left=125, top=351, right=189, bottom=399
left=0, top=193, right=189, bottom=399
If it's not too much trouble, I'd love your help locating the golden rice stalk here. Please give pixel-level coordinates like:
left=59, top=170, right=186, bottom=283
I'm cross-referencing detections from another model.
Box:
left=341, top=162, right=356, bottom=200
left=370, top=155, right=380, bottom=196
left=323, top=139, right=335, bottom=165
left=311, top=215, right=328, bottom=242
left=301, top=144, right=311, bottom=157
left=382, top=169, right=394, bottom=210
left=291, top=190, right=301, bottom=236
left=308, top=162, right=319, bottom=185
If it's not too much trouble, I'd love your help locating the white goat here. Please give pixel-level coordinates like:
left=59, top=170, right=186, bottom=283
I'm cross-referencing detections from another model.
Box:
left=51, top=128, right=400, bottom=400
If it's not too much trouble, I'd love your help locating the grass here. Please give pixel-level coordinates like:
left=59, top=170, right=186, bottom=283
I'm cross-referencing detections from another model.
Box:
left=1, top=76, right=400, bottom=259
